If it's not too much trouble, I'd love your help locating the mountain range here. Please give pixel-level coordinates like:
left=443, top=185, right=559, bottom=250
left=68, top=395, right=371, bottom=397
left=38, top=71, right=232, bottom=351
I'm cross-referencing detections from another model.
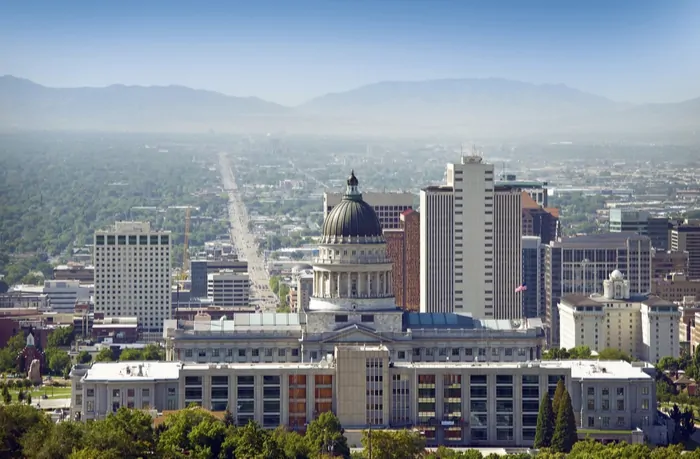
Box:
left=1, top=75, right=698, bottom=138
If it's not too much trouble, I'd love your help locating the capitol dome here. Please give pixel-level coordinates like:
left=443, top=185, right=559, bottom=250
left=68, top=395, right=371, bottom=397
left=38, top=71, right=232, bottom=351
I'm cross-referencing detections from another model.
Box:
left=321, top=171, right=384, bottom=243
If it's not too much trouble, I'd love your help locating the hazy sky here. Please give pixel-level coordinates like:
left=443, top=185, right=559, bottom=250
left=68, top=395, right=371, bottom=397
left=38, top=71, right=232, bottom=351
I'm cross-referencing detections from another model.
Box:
left=1, top=0, right=698, bottom=106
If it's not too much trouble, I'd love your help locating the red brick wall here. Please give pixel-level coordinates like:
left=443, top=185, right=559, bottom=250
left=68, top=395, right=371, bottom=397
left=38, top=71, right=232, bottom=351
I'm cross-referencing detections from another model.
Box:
left=384, top=230, right=406, bottom=309
left=403, top=211, right=421, bottom=312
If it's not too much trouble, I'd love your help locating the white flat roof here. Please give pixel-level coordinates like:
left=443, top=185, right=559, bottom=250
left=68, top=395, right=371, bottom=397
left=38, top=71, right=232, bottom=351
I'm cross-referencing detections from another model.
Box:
left=83, top=361, right=181, bottom=382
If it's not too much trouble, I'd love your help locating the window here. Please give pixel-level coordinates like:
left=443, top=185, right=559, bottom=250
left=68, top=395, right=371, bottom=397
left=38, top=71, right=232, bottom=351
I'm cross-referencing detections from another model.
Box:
left=335, top=315, right=348, bottom=323
left=617, top=400, right=625, bottom=411
left=87, top=389, right=95, bottom=397
left=642, top=386, right=649, bottom=395
left=616, top=387, right=625, bottom=397
left=87, top=401, right=94, bottom=412
left=587, top=387, right=595, bottom=396
left=112, top=389, right=120, bottom=398
left=142, top=388, right=150, bottom=398
left=642, top=399, right=649, bottom=410
left=361, top=314, right=374, bottom=323
left=127, top=389, right=135, bottom=397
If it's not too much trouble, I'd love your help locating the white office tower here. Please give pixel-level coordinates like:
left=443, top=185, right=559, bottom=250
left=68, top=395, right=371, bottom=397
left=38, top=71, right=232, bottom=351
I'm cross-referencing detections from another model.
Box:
left=94, top=221, right=172, bottom=335
left=420, top=154, right=495, bottom=316
left=207, top=270, right=251, bottom=307
left=419, top=186, right=454, bottom=312
left=493, top=186, right=523, bottom=319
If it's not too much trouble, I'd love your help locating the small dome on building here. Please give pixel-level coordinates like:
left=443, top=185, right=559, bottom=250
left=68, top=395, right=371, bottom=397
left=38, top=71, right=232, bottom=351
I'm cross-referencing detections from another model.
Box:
left=321, top=171, right=383, bottom=240
left=610, top=269, right=624, bottom=281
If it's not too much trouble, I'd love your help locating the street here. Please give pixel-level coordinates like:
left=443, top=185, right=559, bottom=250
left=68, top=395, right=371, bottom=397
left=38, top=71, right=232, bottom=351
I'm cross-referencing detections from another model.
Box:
left=218, top=152, right=279, bottom=311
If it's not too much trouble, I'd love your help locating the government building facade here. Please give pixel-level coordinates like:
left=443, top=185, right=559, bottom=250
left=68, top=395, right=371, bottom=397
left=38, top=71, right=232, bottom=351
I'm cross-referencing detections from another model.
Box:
left=71, top=172, right=666, bottom=447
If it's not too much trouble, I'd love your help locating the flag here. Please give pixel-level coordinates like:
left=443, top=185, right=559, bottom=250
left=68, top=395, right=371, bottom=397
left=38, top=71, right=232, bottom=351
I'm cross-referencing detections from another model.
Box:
left=515, top=283, right=527, bottom=293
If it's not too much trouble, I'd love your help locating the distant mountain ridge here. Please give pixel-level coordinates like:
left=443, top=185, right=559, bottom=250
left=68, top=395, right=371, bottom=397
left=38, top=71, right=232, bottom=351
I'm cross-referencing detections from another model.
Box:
left=1, top=75, right=698, bottom=138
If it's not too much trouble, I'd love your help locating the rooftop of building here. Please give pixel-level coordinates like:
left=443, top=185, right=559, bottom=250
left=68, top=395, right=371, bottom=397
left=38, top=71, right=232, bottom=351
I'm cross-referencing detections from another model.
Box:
left=553, top=231, right=649, bottom=247
left=79, top=359, right=652, bottom=382
left=82, top=361, right=182, bottom=382
left=561, top=292, right=675, bottom=307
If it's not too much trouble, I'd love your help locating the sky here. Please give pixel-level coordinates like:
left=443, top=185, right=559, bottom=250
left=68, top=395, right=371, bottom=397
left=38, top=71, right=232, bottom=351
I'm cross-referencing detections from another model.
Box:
left=0, top=0, right=698, bottom=106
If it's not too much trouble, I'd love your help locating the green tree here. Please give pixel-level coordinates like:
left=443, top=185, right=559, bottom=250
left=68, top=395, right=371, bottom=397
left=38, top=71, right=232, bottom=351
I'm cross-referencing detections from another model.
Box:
left=2, top=386, right=11, bottom=405
left=360, top=429, right=425, bottom=459
left=269, top=276, right=280, bottom=295
left=233, top=420, right=269, bottom=458
left=157, top=406, right=220, bottom=458
left=270, top=426, right=310, bottom=459
left=84, top=408, right=156, bottom=458
left=118, top=348, right=145, bottom=361
left=305, top=411, right=350, bottom=458
left=551, top=389, right=578, bottom=453
left=45, top=348, right=72, bottom=376
left=21, top=420, right=85, bottom=459
left=597, top=348, right=631, bottom=362
left=0, top=404, right=52, bottom=458
left=94, top=347, right=114, bottom=363
left=187, top=416, right=227, bottom=458
left=534, top=392, right=555, bottom=448
left=552, top=379, right=565, bottom=419
left=76, top=351, right=92, bottom=364
left=47, top=326, right=74, bottom=348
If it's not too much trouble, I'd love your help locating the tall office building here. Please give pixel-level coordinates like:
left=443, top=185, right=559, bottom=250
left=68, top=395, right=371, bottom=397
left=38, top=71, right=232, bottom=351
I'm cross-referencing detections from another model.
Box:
left=190, top=258, right=248, bottom=298
left=384, top=210, right=421, bottom=311
left=671, top=222, right=700, bottom=279
left=324, top=191, right=414, bottom=230
left=497, top=175, right=549, bottom=207
left=521, top=193, right=559, bottom=245
left=522, top=236, right=544, bottom=318
left=420, top=187, right=454, bottom=313
left=609, top=209, right=671, bottom=250
left=94, top=221, right=172, bottom=334
left=545, top=233, right=652, bottom=347
left=493, top=185, right=523, bottom=319
left=420, top=154, right=495, bottom=316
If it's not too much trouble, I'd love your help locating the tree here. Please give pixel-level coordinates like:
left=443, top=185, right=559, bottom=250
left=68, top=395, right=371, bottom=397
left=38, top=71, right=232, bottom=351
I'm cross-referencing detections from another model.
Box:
left=25, top=394, right=31, bottom=406
left=76, top=351, right=92, bottom=364
left=47, top=326, right=74, bottom=348
left=305, top=411, right=350, bottom=458
left=45, top=348, right=72, bottom=376
left=0, top=404, right=52, bottom=458
left=534, top=392, right=555, bottom=448
left=360, top=429, right=425, bottom=459
left=94, top=347, right=114, bottom=363
left=84, top=408, right=156, bottom=458
left=551, top=389, right=578, bottom=453
left=269, top=276, right=280, bottom=295
left=670, top=404, right=683, bottom=444
left=681, top=407, right=696, bottom=442
left=552, top=379, right=566, bottom=419
left=2, top=386, right=10, bottom=405
left=21, top=420, right=85, bottom=459
left=157, top=406, right=220, bottom=457
left=597, top=348, right=631, bottom=362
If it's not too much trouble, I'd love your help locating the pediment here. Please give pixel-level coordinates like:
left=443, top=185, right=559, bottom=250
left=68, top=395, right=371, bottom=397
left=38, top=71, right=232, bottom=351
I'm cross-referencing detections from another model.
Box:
left=321, top=324, right=394, bottom=343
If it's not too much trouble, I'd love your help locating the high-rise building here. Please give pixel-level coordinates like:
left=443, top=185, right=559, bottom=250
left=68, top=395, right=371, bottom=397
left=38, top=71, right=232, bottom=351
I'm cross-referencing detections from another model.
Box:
left=558, top=270, right=680, bottom=363
left=384, top=210, right=421, bottom=311
left=609, top=209, right=671, bottom=250
left=671, top=222, right=700, bottom=279
left=207, top=270, right=251, bottom=307
left=497, top=175, right=549, bottom=207
left=493, top=185, right=522, bottom=319
left=521, top=192, right=559, bottom=245
left=190, top=259, right=248, bottom=298
left=420, top=154, right=496, bottom=317
left=419, top=186, right=454, bottom=313
left=522, top=236, right=544, bottom=318
left=545, top=233, right=652, bottom=347
left=323, top=191, right=414, bottom=230
left=93, top=221, right=172, bottom=334
left=652, top=250, right=689, bottom=279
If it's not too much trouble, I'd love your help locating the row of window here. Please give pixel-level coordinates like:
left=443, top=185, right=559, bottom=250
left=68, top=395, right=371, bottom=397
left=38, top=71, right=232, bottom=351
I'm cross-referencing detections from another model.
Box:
left=96, top=235, right=170, bottom=246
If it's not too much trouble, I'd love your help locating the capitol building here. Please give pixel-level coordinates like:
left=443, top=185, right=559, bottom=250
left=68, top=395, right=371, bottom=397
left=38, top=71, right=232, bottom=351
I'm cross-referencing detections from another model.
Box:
left=71, top=172, right=664, bottom=447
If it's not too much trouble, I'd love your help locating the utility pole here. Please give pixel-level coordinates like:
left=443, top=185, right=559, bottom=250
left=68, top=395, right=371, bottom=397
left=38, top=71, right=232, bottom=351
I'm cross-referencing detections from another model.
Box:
left=368, top=421, right=372, bottom=459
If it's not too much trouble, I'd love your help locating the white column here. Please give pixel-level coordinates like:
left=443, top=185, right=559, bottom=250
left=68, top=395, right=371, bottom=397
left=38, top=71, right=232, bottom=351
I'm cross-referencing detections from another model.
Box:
left=347, top=272, right=352, bottom=298
left=367, top=272, right=372, bottom=297
left=336, top=272, right=341, bottom=297
left=384, top=272, right=388, bottom=296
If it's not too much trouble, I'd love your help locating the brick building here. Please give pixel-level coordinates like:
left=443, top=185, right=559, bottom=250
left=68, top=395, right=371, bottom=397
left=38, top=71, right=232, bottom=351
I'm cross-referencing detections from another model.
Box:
left=383, top=210, right=420, bottom=311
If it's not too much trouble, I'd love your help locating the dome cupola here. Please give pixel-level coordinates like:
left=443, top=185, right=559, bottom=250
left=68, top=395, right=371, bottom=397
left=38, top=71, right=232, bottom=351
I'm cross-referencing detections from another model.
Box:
left=321, top=171, right=384, bottom=243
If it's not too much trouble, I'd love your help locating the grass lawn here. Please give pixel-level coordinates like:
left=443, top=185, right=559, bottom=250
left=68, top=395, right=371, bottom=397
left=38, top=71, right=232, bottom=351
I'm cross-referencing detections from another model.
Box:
left=7, top=386, right=72, bottom=401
